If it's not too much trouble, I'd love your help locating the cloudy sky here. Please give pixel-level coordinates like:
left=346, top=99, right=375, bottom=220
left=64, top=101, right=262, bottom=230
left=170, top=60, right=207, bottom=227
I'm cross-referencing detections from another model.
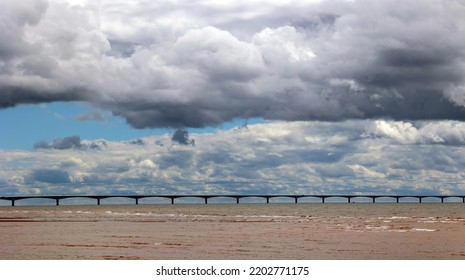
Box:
left=1, top=0, right=465, bottom=201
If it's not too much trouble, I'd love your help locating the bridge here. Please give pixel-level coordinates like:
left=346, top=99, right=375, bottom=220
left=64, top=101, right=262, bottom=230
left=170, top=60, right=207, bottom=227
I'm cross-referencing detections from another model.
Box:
left=1, top=194, right=465, bottom=206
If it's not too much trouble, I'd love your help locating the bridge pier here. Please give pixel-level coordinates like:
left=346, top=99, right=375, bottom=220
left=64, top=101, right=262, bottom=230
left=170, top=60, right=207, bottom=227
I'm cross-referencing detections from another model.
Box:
left=440, top=197, right=444, bottom=203
left=372, top=197, right=376, bottom=203
left=266, top=197, right=270, bottom=204
left=463, top=197, right=465, bottom=203
left=294, top=197, right=298, bottom=203
left=321, top=197, right=325, bottom=203
left=419, top=197, right=422, bottom=203
left=55, top=199, right=60, bottom=206
left=396, top=197, right=399, bottom=203
left=11, top=200, right=15, bottom=206
left=97, top=198, right=100, bottom=205
left=135, top=198, right=139, bottom=205
left=204, top=197, right=208, bottom=204
left=348, top=197, right=351, bottom=203
left=171, top=198, right=175, bottom=204
left=236, top=197, right=240, bottom=204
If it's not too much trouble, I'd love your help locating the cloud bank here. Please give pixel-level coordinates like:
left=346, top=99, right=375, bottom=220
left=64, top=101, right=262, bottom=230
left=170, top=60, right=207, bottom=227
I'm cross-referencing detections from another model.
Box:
left=1, top=0, right=465, bottom=128
left=2, top=121, right=465, bottom=198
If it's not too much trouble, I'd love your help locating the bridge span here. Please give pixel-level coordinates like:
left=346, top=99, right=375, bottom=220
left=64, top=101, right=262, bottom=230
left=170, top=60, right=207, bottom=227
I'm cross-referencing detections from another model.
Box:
left=1, top=194, right=465, bottom=206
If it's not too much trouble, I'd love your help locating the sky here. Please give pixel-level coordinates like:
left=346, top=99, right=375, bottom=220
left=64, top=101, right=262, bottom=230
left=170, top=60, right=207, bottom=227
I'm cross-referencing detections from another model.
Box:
left=1, top=0, right=465, bottom=199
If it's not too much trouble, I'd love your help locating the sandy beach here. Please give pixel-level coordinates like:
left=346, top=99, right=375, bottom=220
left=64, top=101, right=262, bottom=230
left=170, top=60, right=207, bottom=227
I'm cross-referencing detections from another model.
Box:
left=1, top=203, right=464, bottom=259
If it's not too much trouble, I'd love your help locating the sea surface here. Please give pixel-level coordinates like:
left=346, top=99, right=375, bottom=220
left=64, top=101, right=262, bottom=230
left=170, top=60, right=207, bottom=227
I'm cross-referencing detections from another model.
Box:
left=1, top=203, right=464, bottom=259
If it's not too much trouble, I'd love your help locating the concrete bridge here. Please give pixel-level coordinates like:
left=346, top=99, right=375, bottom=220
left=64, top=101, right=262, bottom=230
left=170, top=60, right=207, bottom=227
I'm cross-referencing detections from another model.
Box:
left=1, top=194, right=465, bottom=206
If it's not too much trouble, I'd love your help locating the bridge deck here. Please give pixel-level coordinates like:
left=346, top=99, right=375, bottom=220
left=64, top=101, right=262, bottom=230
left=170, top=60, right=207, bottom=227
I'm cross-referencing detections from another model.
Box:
left=1, top=194, right=465, bottom=206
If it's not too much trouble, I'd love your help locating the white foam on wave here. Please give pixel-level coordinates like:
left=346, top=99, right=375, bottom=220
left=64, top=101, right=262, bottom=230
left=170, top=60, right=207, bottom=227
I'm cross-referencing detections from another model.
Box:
left=390, top=228, right=437, bottom=233
left=234, top=214, right=298, bottom=219
left=75, top=211, right=93, bottom=214
left=440, top=220, right=458, bottom=224
left=387, top=216, right=410, bottom=220
left=365, top=225, right=390, bottom=231
left=412, top=228, right=437, bottom=232
left=363, top=225, right=437, bottom=233
left=102, top=211, right=182, bottom=218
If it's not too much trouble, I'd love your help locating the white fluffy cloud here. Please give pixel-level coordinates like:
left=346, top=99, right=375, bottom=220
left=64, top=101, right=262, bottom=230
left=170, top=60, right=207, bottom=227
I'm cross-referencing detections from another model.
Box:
left=366, top=120, right=465, bottom=145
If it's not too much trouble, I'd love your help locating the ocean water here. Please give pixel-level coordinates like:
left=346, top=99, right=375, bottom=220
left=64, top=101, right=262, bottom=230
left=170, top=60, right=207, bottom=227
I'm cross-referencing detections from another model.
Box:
left=1, top=203, right=464, bottom=259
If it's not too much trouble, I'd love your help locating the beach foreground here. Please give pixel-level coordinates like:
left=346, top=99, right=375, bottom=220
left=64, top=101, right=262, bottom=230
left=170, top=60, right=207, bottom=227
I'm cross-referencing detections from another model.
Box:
left=0, top=203, right=464, bottom=259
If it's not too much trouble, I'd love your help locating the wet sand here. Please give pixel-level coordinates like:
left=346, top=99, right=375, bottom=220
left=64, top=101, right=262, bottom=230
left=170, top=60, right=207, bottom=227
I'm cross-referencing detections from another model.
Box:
left=0, top=203, right=464, bottom=259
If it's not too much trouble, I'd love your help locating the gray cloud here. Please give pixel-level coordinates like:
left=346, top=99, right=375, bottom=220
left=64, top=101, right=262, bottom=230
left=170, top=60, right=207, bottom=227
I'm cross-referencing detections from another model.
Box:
left=74, top=110, right=107, bottom=122
left=315, top=164, right=355, bottom=179
left=29, top=169, right=70, bottom=184
left=1, top=0, right=465, bottom=128
left=34, top=135, right=82, bottom=150
left=171, top=129, right=195, bottom=146
left=0, top=0, right=48, bottom=60
left=33, top=135, right=107, bottom=150
left=128, top=139, right=144, bottom=145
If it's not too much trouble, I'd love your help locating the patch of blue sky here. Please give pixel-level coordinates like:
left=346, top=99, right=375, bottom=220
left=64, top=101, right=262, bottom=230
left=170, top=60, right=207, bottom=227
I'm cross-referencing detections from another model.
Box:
left=190, top=117, right=267, bottom=134
left=0, top=102, right=266, bottom=150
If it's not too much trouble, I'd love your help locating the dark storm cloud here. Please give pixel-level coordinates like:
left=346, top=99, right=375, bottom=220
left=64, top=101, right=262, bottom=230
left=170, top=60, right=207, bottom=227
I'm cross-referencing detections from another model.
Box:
left=2, top=0, right=465, bottom=128
left=379, top=48, right=453, bottom=69
left=0, top=87, right=86, bottom=109
left=171, top=129, right=195, bottom=146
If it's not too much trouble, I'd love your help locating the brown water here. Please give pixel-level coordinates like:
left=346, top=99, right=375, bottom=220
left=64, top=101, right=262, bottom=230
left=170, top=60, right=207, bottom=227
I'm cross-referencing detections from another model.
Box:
left=0, top=203, right=464, bottom=259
